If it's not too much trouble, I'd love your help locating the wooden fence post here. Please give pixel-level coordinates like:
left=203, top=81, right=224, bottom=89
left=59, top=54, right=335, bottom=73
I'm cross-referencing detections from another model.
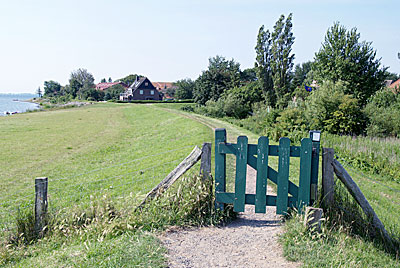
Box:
left=200, top=142, right=212, bottom=180
left=136, top=146, right=203, bottom=210
left=332, top=159, right=394, bottom=249
left=304, top=206, right=323, bottom=233
left=322, top=148, right=335, bottom=209
left=35, top=177, right=48, bottom=238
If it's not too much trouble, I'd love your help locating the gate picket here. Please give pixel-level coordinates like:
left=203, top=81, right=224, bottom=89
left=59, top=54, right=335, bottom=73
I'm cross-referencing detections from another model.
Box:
left=255, top=136, right=269, bottom=213
left=234, top=136, right=248, bottom=212
left=215, top=129, right=227, bottom=210
left=277, top=138, right=291, bottom=215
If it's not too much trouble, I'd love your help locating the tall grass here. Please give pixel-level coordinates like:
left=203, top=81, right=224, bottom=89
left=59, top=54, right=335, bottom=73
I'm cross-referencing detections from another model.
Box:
left=323, top=134, right=400, bottom=183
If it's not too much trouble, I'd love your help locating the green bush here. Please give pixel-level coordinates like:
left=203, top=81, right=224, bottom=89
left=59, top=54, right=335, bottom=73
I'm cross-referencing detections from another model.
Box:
left=305, top=80, right=366, bottom=135
left=266, top=107, right=308, bottom=144
left=364, top=88, right=400, bottom=137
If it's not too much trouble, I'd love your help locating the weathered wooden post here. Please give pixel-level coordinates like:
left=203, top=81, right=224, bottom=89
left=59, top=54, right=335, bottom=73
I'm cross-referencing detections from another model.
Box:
left=35, top=177, right=48, bottom=238
left=322, top=148, right=335, bottom=209
left=332, top=159, right=394, bottom=249
left=304, top=206, right=323, bottom=233
left=309, top=131, right=321, bottom=205
left=215, top=128, right=226, bottom=210
left=200, top=142, right=212, bottom=180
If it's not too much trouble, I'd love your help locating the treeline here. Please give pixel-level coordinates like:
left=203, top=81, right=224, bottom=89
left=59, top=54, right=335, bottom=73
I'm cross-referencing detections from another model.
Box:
left=177, top=14, right=400, bottom=139
left=42, top=70, right=141, bottom=102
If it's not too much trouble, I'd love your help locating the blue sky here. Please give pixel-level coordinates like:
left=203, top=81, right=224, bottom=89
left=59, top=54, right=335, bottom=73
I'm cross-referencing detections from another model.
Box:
left=1, top=0, right=399, bottom=93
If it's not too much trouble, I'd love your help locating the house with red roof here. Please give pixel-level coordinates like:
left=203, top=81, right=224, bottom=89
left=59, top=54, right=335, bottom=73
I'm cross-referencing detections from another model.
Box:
left=152, top=82, right=176, bottom=99
left=389, top=79, right=400, bottom=91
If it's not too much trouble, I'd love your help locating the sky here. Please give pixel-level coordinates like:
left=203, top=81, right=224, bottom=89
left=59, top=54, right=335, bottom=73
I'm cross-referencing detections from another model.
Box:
left=0, top=0, right=399, bottom=93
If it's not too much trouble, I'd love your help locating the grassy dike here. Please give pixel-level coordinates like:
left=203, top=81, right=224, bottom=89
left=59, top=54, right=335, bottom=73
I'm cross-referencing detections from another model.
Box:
left=0, top=103, right=216, bottom=267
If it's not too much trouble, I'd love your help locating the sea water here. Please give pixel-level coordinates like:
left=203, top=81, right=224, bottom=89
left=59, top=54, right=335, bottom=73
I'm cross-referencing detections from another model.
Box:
left=0, top=93, right=39, bottom=116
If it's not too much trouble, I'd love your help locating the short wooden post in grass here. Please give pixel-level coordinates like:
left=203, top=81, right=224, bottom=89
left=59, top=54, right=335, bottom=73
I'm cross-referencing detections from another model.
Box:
left=35, top=177, right=48, bottom=238
left=304, top=206, right=323, bottom=233
left=200, top=142, right=212, bottom=180
left=322, top=148, right=335, bottom=209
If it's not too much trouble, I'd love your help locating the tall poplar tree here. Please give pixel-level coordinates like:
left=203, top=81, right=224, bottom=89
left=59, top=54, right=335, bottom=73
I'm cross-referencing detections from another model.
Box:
left=255, top=26, right=274, bottom=105
left=270, top=13, right=295, bottom=108
left=255, top=13, right=295, bottom=108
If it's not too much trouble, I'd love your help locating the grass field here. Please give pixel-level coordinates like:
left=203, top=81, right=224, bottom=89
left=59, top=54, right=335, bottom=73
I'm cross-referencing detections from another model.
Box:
left=0, top=102, right=212, bottom=267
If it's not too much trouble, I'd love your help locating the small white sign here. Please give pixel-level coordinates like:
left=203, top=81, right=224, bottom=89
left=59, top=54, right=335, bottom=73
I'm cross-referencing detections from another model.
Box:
left=312, top=132, right=320, bottom=142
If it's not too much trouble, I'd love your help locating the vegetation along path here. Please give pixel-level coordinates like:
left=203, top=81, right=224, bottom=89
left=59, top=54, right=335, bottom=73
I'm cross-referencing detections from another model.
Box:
left=155, top=106, right=300, bottom=268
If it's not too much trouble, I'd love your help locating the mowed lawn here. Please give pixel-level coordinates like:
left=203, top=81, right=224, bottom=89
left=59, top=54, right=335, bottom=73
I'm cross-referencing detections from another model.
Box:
left=0, top=103, right=212, bottom=230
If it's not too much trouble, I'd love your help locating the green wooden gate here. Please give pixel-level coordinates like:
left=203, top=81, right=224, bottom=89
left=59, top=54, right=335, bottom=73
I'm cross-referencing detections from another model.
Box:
left=214, top=128, right=320, bottom=215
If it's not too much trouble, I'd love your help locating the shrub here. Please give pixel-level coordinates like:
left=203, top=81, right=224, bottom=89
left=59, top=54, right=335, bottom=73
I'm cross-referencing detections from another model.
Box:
left=364, top=88, right=400, bottom=137
left=305, top=80, right=366, bottom=135
left=265, top=107, right=308, bottom=143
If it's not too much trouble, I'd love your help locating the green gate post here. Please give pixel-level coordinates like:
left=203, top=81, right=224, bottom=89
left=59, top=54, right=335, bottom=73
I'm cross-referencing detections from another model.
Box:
left=215, top=128, right=227, bottom=210
left=309, top=131, right=321, bottom=205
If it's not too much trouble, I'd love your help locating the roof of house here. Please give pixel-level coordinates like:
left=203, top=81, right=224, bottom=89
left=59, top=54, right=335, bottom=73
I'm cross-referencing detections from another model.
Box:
left=389, top=79, right=400, bottom=90
left=129, top=77, right=148, bottom=90
left=152, top=82, right=175, bottom=90
left=96, top=81, right=128, bottom=91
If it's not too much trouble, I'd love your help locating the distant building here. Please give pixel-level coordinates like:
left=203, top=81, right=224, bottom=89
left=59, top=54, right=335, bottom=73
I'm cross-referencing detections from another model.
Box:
left=96, top=81, right=128, bottom=91
left=388, top=79, right=400, bottom=91
left=152, top=82, right=177, bottom=99
left=119, top=77, right=163, bottom=101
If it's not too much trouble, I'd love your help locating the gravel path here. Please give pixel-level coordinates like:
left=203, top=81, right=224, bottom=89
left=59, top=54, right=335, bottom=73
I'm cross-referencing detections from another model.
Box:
left=160, top=166, right=300, bottom=268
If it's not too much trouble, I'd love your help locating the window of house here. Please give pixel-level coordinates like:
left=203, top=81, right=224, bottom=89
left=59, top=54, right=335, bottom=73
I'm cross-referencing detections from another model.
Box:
left=145, top=82, right=148, bottom=86
left=150, top=90, right=154, bottom=95
left=140, top=90, right=143, bottom=95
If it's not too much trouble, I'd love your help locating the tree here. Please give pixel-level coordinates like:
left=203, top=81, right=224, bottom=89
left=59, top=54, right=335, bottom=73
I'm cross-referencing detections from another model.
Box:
left=43, top=80, right=61, bottom=97
left=118, top=74, right=140, bottom=87
left=255, top=25, right=274, bottom=104
left=104, top=84, right=126, bottom=101
left=70, top=68, right=95, bottom=88
left=193, top=56, right=241, bottom=105
left=383, top=71, right=399, bottom=81
left=69, top=68, right=95, bottom=100
left=240, top=68, right=257, bottom=83
left=175, top=79, right=194, bottom=99
left=166, top=87, right=175, bottom=98
left=222, top=81, right=263, bottom=118
left=313, top=22, right=387, bottom=105
left=36, top=87, right=42, bottom=98
left=101, top=78, right=107, bottom=83
left=292, top=61, right=312, bottom=89
left=108, top=77, right=112, bottom=83
left=270, top=13, right=295, bottom=108
left=255, top=14, right=295, bottom=108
